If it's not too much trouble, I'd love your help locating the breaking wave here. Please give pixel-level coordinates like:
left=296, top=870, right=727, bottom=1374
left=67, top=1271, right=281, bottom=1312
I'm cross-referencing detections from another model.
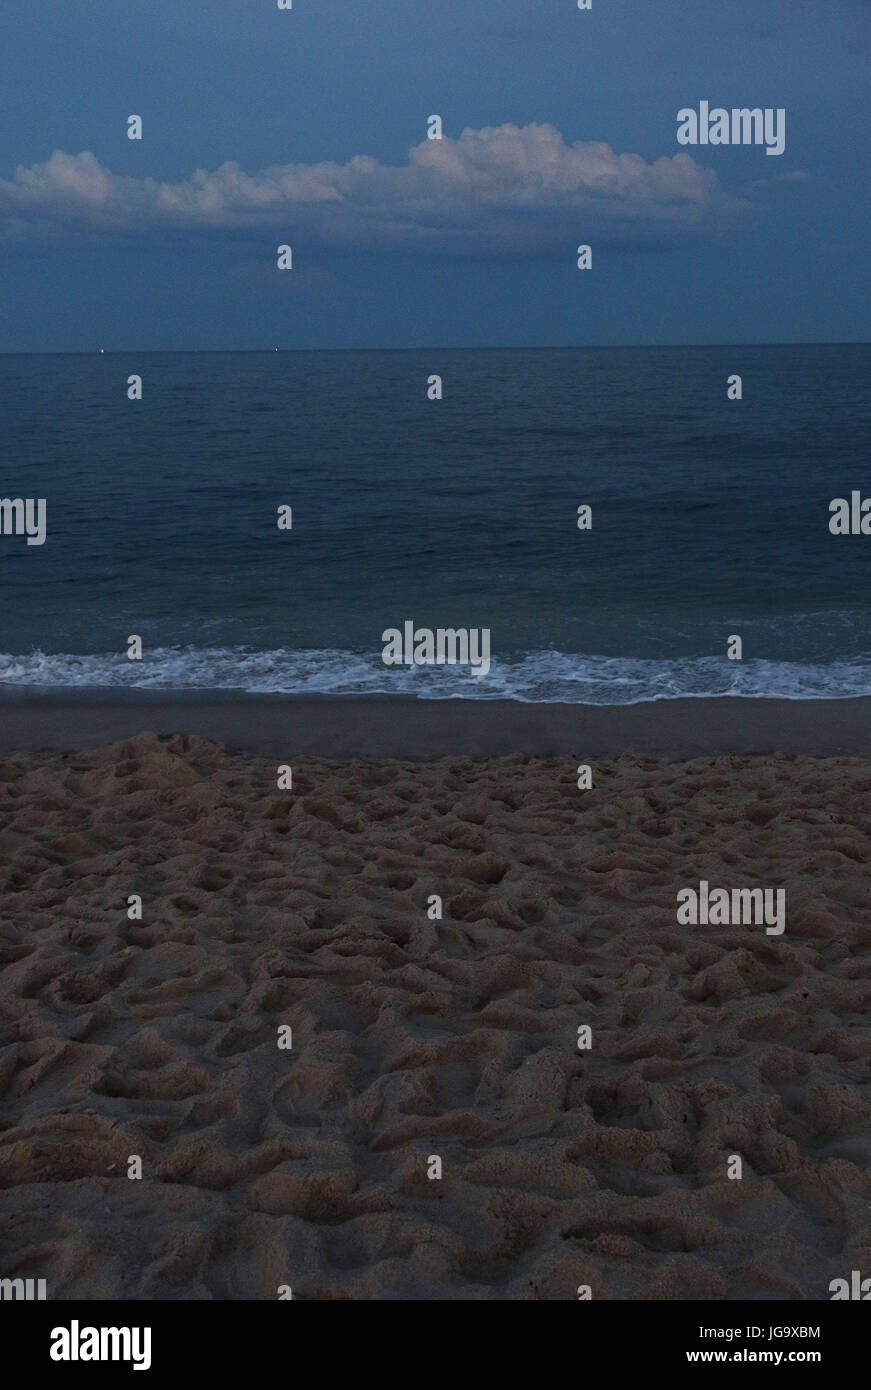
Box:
left=1, top=646, right=871, bottom=703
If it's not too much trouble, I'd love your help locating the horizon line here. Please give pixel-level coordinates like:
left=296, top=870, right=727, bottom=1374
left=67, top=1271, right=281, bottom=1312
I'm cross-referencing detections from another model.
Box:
left=1, top=340, right=869, bottom=356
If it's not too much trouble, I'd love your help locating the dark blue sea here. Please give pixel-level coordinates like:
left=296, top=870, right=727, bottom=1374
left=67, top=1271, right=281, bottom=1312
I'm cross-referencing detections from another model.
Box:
left=0, top=345, right=869, bottom=702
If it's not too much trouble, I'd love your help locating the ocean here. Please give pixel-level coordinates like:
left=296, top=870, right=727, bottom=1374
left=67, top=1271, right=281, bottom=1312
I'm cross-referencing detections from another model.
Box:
left=1, top=344, right=869, bottom=703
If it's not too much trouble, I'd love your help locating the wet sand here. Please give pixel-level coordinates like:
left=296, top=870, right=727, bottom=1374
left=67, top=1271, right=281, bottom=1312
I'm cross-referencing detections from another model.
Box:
left=1, top=689, right=871, bottom=757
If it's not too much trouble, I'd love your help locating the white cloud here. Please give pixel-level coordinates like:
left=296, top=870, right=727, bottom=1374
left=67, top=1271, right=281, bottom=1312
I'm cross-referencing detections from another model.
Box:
left=0, top=124, right=747, bottom=251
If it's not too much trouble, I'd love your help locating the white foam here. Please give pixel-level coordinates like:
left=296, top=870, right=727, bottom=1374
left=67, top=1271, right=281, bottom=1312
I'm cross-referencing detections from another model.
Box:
left=1, top=646, right=870, bottom=703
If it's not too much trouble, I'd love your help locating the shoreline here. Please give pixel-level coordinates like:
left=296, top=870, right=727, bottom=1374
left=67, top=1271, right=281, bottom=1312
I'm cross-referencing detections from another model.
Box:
left=1, top=688, right=871, bottom=757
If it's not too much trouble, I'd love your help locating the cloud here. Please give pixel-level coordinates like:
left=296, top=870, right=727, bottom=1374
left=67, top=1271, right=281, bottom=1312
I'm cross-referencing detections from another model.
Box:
left=748, top=168, right=812, bottom=197
left=0, top=124, right=748, bottom=253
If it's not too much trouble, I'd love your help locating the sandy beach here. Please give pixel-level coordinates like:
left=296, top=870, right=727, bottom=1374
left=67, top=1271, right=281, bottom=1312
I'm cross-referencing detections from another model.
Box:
left=1, top=703, right=869, bottom=1299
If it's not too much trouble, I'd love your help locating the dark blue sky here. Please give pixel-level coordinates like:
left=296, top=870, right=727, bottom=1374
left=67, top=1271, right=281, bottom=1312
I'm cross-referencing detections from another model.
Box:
left=1, top=0, right=868, bottom=349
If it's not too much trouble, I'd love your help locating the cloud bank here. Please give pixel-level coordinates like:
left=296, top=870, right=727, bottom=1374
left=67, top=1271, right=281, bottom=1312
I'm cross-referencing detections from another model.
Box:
left=0, top=123, right=746, bottom=252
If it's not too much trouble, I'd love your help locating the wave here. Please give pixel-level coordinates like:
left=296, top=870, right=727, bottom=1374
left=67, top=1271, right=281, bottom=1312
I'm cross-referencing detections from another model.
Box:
left=2, top=646, right=871, bottom=702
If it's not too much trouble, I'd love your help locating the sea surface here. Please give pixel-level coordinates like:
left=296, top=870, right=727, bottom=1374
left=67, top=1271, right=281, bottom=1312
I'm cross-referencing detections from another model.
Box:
left=0, top=345, right=868, bottom=703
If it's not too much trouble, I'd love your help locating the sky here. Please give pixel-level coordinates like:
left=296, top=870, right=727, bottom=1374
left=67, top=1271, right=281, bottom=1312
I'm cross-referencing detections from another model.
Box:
left=0, top=0, right=868, bottom=350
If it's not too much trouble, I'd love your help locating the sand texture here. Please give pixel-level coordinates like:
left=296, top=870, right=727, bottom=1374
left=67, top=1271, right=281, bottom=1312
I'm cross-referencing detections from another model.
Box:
left=1, top=732, right=869, bottom=1300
